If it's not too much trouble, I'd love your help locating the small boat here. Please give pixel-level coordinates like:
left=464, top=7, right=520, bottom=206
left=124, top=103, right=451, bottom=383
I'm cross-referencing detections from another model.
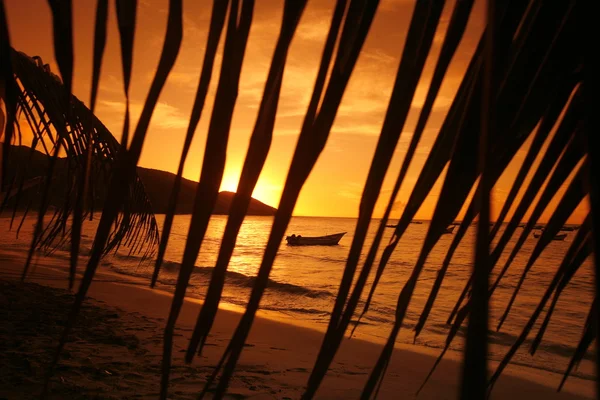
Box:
left=286, top=232, right=347, bottom=246
left=388, top=221, right=423, bottom=228
left=559, top=226, right=578, bottom=232
left=535, top=225, right=577, bottom=232
left=442, top=225, right=455, bottom=234
left=533, top=231, right=567, bottom=240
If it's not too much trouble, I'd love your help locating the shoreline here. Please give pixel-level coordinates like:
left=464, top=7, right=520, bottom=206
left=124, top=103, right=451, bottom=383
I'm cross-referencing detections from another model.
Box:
left=0, top=248, right=594, bottom=399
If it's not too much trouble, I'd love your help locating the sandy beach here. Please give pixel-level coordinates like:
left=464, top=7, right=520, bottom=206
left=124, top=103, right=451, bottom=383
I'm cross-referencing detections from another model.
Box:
left=0, top=247, right=594, bottom=399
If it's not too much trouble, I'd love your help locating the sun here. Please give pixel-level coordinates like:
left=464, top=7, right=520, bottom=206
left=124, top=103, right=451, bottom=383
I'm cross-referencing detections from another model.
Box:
left=250, top=184, right=277, bottom=207
left=219, top=174, right=240, bottom=194
left=219, top=173, right=280, bottom=208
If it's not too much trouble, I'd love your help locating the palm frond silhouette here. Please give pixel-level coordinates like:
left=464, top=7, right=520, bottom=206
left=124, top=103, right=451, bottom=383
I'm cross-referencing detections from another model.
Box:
left=0, top=0, right=596, bottom=399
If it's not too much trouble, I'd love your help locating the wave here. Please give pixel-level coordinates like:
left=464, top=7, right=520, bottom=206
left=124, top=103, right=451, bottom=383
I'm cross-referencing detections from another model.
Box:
left=107, top=258, right=331, bottom=300
left=277, top=251, right=346, bottom=265
left=261, top=306, right=330, bottom=316
left=424, top=321, right=595, bottom=364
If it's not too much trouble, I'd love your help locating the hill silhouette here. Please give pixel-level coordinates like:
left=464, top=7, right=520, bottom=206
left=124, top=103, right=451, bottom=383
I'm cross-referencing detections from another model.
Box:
left=135, top=167, right=276, bottom=215
left=2, top=146, right=277, bottom=216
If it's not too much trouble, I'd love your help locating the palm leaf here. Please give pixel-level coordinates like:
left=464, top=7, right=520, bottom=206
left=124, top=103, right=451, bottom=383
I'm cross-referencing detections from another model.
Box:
left=491, top=127, right=585, bottom=302
left=71, top=0, right=109, bottom=289
left=580, top=2, right=600, bottom=395
left=160, top=1, right=254, bottom=397
left=151, top=0, right=228, bottom=287
left=115, top=0, right=137, bottom=147
left=89, top=0, right=108, bottom=115
left=440, top=163, right=589, bottom=390
left=202, top=2, right=382, bottom=396
left=2, top=1, right=597, bottom=399
left=495, top=148, right=587, bottom=331
left=0, top=0, right=17, bottom=188
left=46, top=0, right=73, bottom=96
left=358, top=2, right=540, bottom=393
left=305, top=1, right=447, bottom=395
left=33, top=0, right=183, bottom=393
left=459, top=0, right=496, bottom=396
left=8, top=51, right=159, bottom=258
left=185, top=0, right=308, bottom=363
left=487, top=217, right=591, bottom=390
left=530, top=219, right=591, bottom=355
left=353, top=0, right=475, bottom=337
left=558, top=297, right=596, bottom=392
left=448, top=87, right=582, bottom=326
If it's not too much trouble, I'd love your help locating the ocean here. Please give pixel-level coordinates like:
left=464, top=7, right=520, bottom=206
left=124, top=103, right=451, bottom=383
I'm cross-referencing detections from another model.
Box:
left=0, top=214, right=594, bottom=384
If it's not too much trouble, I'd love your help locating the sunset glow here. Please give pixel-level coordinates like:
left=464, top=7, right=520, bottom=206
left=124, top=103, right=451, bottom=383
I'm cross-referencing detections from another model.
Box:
left=1, top=2, right=594, bottom=398
left=218, top=172, right=279, bottom=207
left=3, top=0, right=588, bottom=221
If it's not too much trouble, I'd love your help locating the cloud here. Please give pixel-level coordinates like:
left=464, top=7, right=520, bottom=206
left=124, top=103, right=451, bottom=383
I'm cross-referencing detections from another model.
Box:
left=363, top=49, right=398, bottom=65
left=98, top=100, right=190, bottom=130
left=167, top=70, right=201, bottom=88
left=296, top=12, right=332, bottom=41
left=331, top=123, right=383, bottom=136
left=273, top=127, right=301, bottom=136
left=98, top=75, right=124, bottom=95
left=392, top=200, right=407, bottom=211
left=410, top=81, right=454, bottom=110
left=338, top=182, right=363, bottom=200
left=380, top=0, right=415, bottom=10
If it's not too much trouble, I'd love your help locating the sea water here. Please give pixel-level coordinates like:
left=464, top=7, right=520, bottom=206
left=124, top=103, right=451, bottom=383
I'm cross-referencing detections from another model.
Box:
left=0, top=214, right=594, bottom=384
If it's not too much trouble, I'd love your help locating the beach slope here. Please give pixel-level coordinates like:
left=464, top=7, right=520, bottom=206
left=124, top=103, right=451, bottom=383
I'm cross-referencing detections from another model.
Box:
left=0, top=249, right=593, bottom=399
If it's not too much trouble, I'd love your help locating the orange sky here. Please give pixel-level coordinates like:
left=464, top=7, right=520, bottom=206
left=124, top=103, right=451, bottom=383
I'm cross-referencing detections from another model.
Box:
left=3, top=0, right=588, bottom=222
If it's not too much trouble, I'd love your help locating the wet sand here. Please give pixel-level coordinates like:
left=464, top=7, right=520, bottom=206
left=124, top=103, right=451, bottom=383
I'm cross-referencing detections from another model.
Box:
left=0, top=248, right=594, bottom=399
